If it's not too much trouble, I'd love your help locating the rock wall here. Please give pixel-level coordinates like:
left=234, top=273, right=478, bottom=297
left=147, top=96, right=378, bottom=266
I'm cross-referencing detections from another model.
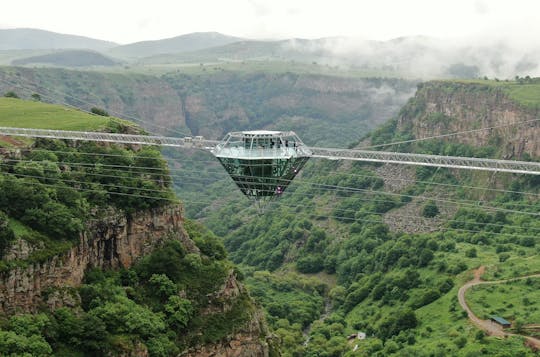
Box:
left=0, top=205, right=195, bottom=314
left=0, top=204, right=273, bottom=356
left=185, top=309, right=271, bottom=357
left=397, top=82, right=540, bottom=158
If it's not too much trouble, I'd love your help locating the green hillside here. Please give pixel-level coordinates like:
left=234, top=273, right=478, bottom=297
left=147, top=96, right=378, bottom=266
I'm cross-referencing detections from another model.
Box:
left=190, top=80, right=540, bottom=356
left=2, top=68, right=540, bottom=355
left=453, top=78, right=540, bottom=109
left=0, top=99, right=270, bottom=356
left=0, top=67, right=416, bottom=146
left=12, top=50, right=119, bottom=67
left=0, top=97, right=114, bottom=130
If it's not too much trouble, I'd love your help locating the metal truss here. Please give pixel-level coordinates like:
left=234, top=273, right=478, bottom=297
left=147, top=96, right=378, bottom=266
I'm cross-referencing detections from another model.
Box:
left=1, top=126, right=539, bottom=175
left=310, top=147, right=540, bottom=175
left=0, top=126, right=219, bottom=149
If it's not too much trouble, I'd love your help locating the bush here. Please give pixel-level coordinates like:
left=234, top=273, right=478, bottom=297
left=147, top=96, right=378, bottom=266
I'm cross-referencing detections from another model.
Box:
left=4, top=91, right=19, bottom=98
left=377, top=308, right=418, bottom=339
left=422, top=201, right=440, bottom=218
left=498, top=253, right=510, bottom=262
left=296, top=255, right=324, bottom=273
left=465, top=247, right=477, bottom=258
left=90, top=107, right=109, bottom=116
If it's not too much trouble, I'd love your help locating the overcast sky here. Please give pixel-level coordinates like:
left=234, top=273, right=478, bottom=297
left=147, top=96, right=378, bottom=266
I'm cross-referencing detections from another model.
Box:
left=2, top=0, right=540, bottom=44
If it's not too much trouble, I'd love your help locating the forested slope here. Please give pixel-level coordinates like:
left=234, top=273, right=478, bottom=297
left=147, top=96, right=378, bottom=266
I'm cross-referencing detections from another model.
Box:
left=199, top=79, right=540, bottom=356
left=0, top=98, right=273, bottom=356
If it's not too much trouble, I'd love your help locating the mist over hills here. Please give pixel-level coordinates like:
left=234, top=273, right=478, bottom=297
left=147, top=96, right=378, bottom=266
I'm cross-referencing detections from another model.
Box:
left=2, top=28, right=540, bottom=79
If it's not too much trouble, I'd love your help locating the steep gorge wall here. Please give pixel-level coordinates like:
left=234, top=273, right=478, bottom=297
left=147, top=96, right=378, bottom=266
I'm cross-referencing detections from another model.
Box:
left=0, top=203, right=272, bottom=356
left=397, top=82, right=540, bottom=158
left=0, top=205, right=194, bottom=314
left=0, top=67, right=188, bottom=135
left=0, top=67, right=416, bottom=146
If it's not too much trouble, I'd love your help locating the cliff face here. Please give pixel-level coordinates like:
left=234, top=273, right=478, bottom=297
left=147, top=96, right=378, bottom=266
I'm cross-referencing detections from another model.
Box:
left=397, top=82, right=540, bottom=158
left=0, top=204, right=273, bottom=356
left=0, top=67, right=416, bottom=146
left=0, top=205, right=194, bottom=314
left=185, top=313, right=270, bottom=357
left=186, top=273, right=272, bottom=357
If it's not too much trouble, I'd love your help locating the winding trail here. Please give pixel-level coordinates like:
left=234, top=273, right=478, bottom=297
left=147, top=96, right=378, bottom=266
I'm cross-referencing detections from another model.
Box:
left=458, top=266, right=540, bottom=349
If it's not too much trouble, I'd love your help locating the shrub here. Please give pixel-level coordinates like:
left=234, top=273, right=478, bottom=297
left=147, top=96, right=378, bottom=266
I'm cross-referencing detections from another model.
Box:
left=422, top=200, right=440, bottom=218
left=90, top=107, right=109, bottom=116
left=465, top=247, right=477, bottom=258
left=4, top=91, right=19, bottom=98
left=296, top=255, right=324, bottom=274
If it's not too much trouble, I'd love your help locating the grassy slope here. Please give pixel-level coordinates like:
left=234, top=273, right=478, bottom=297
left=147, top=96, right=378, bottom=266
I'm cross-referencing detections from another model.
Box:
left=0, top=97, right=111, bottom=252
left=0, top=97, right=111, bottom=130
left=124, top=60, right=401, bottom=78
left=451, top=79, right=540, bottom=109
left=467, top=279, right=540, bottom=325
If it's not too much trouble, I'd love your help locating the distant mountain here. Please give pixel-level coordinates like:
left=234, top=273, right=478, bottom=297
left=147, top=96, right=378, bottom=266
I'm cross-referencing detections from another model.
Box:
left=11, top=50, right=119, bottom=67
left=0, top=28, right=117, bottom=51
left=108, top=32, right=243, bottom=58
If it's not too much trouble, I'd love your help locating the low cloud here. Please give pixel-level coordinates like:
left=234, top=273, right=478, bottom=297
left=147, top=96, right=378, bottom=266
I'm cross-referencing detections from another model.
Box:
left=281, top=35, right=540, bottom=79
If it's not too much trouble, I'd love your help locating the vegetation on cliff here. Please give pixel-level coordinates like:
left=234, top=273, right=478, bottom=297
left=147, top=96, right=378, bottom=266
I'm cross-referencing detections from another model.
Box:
left=0, top=103, right=174, bottom=264
left=0, top=98, right=268, bottom=356
left=193, top=80, right=540, bottom=356
left=0, top=228, right=252, bottom=356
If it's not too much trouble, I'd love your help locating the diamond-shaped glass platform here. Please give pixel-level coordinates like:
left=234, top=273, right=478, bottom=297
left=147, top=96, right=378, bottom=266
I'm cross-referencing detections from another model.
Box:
left=211, top=131, right=312, bottom=199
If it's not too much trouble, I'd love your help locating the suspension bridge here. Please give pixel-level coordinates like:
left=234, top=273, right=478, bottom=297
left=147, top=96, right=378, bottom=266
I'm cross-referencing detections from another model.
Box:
left=0, top=125, right=539, bottom=200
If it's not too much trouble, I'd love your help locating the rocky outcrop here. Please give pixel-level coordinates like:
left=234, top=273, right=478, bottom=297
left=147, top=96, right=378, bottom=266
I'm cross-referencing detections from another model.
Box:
left=185, top=309, right=271, bottom=357
left=397, top=81, right=540, bottom=158
left=0, top=205, right=195, bottom=314
left=185, top=272, right=274, bottom=357
left=0, top=203, right=273, bottom=356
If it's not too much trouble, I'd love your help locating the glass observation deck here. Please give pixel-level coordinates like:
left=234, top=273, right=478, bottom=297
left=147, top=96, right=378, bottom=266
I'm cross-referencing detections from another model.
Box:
left=211, top=130, right=312, bottom=198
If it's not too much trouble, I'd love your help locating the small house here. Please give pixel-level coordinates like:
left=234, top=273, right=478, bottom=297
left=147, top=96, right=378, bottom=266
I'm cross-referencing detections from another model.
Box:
left=490, top=316, right=511, bottom=328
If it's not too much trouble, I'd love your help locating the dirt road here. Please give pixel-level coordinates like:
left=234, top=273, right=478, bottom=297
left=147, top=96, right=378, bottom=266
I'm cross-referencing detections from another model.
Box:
left=458, top=266, right=540, bottom=349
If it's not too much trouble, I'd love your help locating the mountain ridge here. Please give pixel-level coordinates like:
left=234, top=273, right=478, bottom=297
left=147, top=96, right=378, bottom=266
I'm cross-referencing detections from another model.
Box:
left=0, top=28, right=117, bottom=50
left=108, top=31, right=244, bottom=59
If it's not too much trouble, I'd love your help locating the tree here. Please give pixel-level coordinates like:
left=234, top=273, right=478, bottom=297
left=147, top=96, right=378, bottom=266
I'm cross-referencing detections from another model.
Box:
left=0, top=211, right=15, bottom=257
left=519, top=236, right=535, bottom=247
left=90, top=107, right=109, bottom=116
left=418, top=249, right=434, bottom=267
left=0, top=331, right=52, bottom=355
left=465, top=247, right=477, bottom=258
left=164, top=295, right=193, bottom=328
left=148, top=274, right=178, bottom=300
left=377, top=309, right=418, bottom=339
left=514, top=319, right=524, bottom=333
left=296, top=255, right=324, bottom=273
left=4, top=91, right=19, bottom=98
left=422, top=201, right=440, bottom=218
left=31, top=93, right=41, bottom=101
left=475, top=330, right=485, bottom=341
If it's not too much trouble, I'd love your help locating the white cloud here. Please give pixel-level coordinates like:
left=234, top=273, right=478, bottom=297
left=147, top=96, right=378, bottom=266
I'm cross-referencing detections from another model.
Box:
left=1, top=0, right=540, bottom=44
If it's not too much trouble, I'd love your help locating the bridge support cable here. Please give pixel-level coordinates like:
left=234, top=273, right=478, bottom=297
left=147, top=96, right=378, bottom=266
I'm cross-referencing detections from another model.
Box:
left=310, top=147, right=540, bottom=175
left=1, top=126, right=540, bottom=175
